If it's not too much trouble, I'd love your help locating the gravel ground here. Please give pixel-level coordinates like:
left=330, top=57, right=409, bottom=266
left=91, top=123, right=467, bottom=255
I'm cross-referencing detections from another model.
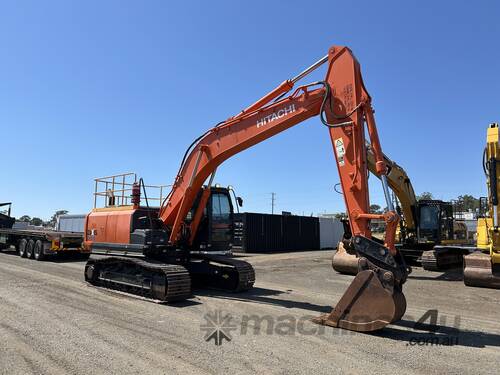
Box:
left=0, top=250, right=499, bottom=374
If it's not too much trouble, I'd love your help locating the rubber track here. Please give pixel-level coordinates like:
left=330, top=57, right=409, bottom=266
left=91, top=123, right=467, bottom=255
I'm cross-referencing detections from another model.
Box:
left=196, top=255, right=255, bottom=292
left=85, top=257, right=191, bottom=302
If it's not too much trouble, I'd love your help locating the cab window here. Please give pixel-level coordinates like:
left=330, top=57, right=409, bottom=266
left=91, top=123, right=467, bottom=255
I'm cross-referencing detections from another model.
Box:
left=419, top=205, right=439, bottom=230
left=212, top=193, right=231, bottom=222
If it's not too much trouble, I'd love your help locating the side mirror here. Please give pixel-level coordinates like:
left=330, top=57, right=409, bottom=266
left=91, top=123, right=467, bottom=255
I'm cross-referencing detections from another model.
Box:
left=237, top=197, right=243, bottom=207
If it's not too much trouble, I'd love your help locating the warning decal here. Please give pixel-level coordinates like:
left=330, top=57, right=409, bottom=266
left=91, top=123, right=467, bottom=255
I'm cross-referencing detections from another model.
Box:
left=335, top=138, right=345, bottom=166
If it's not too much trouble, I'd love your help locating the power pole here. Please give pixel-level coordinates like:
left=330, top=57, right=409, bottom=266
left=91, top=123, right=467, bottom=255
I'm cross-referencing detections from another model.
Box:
left=271, top=192, right=276, bottom=214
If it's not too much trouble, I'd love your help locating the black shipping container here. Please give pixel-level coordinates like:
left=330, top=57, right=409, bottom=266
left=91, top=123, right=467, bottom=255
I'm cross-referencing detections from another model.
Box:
left=233, top=212, right=320, bottom=253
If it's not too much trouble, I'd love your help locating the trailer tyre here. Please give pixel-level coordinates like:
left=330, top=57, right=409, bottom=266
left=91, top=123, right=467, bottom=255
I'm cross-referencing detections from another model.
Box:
left=26, top=239, right=35, bottom=259
left=34, top=240, right=45, bottom=261
left=18, top=239, right=28, bottom=258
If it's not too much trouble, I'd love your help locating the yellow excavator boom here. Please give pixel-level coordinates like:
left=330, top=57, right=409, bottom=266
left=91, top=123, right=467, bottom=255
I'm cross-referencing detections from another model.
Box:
left=366, top=144, right=417, bottom=233
left=463, top=123, right=500, bottom=288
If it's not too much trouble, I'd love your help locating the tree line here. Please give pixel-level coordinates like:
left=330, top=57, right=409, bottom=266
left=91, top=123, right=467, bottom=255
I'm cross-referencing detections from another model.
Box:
left=415, top=192, right=480, bottom=212
left=17, top=210, right=69, bottom=228
left=369, top=192, right=481, bottom=214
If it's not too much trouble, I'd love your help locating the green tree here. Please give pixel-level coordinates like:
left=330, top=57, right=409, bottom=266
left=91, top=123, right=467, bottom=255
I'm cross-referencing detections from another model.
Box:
left=455, top=195, right=479, bottom=212
left=370, top=204, right=382, bottom=214
left=30, top=217, right=43, bottom=226
left=18, top=215, right=31, bottom=222
left=417, top=192, right=434, bottom=201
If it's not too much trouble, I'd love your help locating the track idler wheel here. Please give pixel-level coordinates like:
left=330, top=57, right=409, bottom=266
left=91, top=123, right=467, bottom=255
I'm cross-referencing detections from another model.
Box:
left=332, top=241, right=359, bottom=275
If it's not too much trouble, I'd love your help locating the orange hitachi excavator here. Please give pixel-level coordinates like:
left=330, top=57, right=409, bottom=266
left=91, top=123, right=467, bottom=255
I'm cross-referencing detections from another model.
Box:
left=83, top=45, right=410, bottom=332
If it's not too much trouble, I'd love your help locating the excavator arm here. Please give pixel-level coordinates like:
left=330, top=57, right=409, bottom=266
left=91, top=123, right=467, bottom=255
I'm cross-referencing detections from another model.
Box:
left=159, top=45, right=409, bottom=331
left=161, top=84, right=325, bottom=241
left=160, top=46, right=398, bottom=251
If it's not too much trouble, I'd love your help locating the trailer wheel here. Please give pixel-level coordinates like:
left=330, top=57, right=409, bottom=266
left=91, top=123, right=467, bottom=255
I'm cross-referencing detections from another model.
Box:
left=18, top=239, right=28, bottom=258
left=34, top=240, right=45, bottom=261
left=26, top=239, right=35, bottom=259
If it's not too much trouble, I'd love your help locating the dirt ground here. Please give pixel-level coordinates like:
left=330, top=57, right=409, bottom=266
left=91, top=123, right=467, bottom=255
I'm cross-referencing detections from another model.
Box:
left=0, top=249, right=499, bottom=374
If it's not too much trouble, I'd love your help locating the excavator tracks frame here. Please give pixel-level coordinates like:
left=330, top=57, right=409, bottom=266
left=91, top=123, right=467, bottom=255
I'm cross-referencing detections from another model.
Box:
left=187, top=254, right=256, bottom=292
left=421, top=246, right=475, bottom=271
left=85, top=257, right=192, bottom=302
left=84, top=255, right=255, bottom=303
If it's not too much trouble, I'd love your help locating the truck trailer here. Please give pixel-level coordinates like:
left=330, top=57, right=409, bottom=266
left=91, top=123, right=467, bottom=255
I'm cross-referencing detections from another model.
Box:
left=0, top=203, right=87, bottom=261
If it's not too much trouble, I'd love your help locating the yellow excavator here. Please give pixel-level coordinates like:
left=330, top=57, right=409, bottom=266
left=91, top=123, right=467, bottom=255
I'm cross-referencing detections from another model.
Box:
left=463, top=123, right=500, bottom=288
left=333, top=144, right=469, bottom=274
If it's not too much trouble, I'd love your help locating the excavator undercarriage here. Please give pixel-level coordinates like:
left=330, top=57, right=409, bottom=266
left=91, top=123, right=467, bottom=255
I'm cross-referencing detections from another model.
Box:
left=84, top=254, right=255, bottom=302
left=85, top=257, right=192, bottom=302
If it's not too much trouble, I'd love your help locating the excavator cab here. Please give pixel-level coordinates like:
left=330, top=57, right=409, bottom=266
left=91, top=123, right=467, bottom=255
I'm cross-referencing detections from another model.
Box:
left=187, top=186, right=235, bottom=254
left=416, top=200, right=454, bottom=244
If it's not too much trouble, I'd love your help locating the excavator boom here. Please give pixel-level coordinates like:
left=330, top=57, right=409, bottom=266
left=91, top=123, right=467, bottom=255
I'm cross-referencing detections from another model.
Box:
left=158, top=45, right=409, bottom=331
left=160, top=46, right=397, bottom=250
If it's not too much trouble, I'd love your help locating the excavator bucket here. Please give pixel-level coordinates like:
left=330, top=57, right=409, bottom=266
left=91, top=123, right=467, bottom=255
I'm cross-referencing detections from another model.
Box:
left=313, top=236, right=409, bottom=332
left=331, top=242, right=359, bottom=275
left=313, top=269, right=406, bottom=331
left=463, top=252, right=500, bottom=289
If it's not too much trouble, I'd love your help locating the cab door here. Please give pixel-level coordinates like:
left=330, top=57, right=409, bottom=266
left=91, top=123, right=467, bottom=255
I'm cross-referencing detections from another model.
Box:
left=208, top=191, right=234, bottom=252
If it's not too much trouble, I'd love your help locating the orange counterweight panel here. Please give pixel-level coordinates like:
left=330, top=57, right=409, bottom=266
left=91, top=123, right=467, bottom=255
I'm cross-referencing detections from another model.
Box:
left=84, top=208, right=136, bottom=247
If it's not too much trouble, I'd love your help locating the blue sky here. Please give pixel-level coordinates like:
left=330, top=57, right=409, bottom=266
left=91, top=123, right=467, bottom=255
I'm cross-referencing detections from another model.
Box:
left=1, top=1, right=499, bottom=219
